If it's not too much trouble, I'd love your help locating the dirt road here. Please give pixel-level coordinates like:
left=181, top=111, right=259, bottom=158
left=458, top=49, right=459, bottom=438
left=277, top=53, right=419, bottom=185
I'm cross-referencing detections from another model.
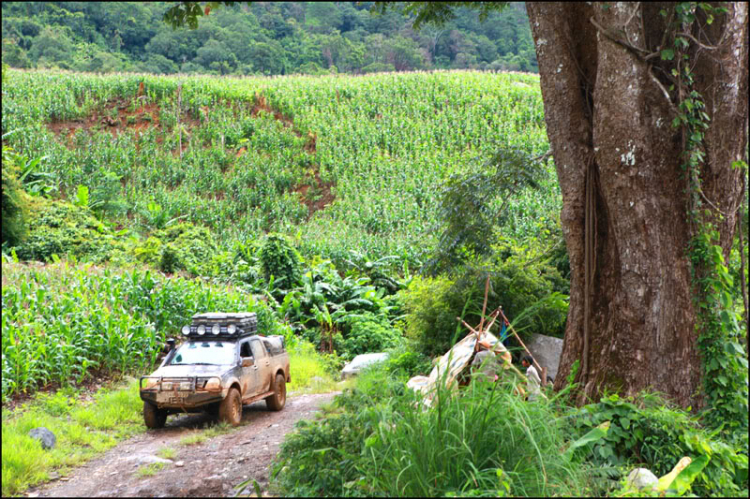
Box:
left=29, top=393, right=337, bottom=498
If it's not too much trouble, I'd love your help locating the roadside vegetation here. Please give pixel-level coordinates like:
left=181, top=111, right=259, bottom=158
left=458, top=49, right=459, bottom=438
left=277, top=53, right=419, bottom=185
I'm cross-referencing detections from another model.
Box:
left=1, top=380, right=143, bottom=496
left=271, top=361, right=749, bottom=497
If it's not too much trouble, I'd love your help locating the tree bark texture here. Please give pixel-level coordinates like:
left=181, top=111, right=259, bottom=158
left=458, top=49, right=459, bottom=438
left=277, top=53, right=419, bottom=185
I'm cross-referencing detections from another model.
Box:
left=526, top=2, right=748, bottom=407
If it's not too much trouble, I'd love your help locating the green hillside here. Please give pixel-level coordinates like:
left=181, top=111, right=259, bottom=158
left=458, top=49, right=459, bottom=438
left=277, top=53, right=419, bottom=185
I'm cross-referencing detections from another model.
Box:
left=2, top=69, right=556, bottom=267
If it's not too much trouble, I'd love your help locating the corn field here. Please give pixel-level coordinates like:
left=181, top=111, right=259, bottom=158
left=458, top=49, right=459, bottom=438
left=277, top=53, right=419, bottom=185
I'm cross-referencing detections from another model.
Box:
left=2, top=69, right=557, bottom=265
left=1, top=262, right=276, bottom=400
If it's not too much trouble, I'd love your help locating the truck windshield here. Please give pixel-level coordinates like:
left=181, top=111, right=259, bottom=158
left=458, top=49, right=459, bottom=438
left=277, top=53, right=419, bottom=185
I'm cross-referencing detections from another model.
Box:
left=169, top=341, right=236, bottom=366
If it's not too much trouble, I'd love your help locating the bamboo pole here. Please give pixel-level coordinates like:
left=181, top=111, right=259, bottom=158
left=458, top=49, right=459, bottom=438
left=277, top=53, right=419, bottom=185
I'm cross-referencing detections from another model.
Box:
left=459, top=308, right=499, bottom=340
left=478, top=275, right=490, bottom=333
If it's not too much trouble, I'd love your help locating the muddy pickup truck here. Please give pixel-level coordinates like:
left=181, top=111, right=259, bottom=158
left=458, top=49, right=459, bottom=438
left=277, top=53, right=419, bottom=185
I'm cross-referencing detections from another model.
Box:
left=139, top=312, right=290, bottom=428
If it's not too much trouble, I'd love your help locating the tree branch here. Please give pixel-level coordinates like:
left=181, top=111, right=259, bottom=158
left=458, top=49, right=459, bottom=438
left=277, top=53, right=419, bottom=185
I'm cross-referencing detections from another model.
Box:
left=677, top=31, right=720, bottom=50
left=590, top=17, right=650, bottom=59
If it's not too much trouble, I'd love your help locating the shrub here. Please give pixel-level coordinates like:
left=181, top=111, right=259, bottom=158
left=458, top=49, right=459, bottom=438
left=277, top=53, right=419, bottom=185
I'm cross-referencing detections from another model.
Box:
left=383, top=344, right=432, bottom=379
left=260, top=233, right=302, bottom=290
left=159, top=243, right=179, bottom=274
left=340, top=313, right=404, bottom=359
left=1, top=146, right=28, bottom=247
left=404, top=254, right=568, bottom=357
left=12, top=198, right=126, bottom=263
left=403, top=275, right=467, bottom=357
left=573, top=393, right=749, bottom=497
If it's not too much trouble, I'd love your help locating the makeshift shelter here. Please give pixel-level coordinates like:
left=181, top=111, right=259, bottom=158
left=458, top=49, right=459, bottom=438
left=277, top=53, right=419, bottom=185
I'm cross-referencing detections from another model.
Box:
left=407, top=330, right=512, bottom=406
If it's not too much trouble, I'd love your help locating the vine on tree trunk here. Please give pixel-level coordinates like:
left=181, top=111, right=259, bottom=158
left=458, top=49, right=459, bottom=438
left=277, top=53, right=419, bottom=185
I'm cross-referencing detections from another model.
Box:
left=665, top=2, right=749, bottom=440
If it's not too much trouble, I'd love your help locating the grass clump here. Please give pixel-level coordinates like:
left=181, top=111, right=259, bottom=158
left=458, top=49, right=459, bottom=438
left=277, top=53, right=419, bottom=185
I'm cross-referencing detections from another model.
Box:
left=286, top=341, right=341, bottom=394
left=1, top=379, right=144, bottom=496
left=135, top=462, right=165, bottom=478
left=204, top=421, right=233, bottom=438
left=179, top=432, right=207, bottom=447
left=156, top=447, right=176, bottom=460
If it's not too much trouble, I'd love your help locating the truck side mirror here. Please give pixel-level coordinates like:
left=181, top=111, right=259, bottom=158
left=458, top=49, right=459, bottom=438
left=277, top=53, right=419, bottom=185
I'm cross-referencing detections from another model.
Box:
left=242, top=358, right=255, bottom=368
left=166, top=339, right=176, bottom=352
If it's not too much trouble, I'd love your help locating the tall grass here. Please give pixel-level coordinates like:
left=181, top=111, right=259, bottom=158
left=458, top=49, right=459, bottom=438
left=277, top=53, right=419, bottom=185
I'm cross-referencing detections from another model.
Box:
left=272, top=363, right=596, bottom=497
left=362, top=377, right=588, bottom=497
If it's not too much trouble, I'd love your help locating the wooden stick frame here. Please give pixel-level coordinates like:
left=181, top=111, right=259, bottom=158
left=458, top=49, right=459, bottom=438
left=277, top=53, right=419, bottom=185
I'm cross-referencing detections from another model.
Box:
left=497, top=308, right=544, bottom=375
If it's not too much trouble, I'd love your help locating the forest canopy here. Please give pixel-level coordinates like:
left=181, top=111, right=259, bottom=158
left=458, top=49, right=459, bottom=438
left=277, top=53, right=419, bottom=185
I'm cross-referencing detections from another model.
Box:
left=1, top=2, right=538, bottom=75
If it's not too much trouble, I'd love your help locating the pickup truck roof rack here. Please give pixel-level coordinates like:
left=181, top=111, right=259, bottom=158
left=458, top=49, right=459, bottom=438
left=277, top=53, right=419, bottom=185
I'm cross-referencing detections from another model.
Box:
left=182, top=312, right=258, bottom=339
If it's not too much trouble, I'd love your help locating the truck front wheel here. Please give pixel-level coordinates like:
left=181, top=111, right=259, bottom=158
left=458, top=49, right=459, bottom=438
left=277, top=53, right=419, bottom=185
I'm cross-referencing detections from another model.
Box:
left=219, top=387, right=243, bottom=426
left=143, top=401, right=167, bottom=429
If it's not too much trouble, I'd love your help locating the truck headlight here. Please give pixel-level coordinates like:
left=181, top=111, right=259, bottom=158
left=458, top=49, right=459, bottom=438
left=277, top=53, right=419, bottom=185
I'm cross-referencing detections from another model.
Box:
left=142, top=378, right=158, bottom=390
left=162, top=381, right=173, bottom=390
left=182, top=326, right=190, bottom=336
left=227, top=325, right=237, bottom=334
left=212, top=324, right=220, bottom=335
left=205, top=378, right=222, bottom=391
left=197, top=325, right=206, bottom=335
left=179, top=382, right=193, bottom=391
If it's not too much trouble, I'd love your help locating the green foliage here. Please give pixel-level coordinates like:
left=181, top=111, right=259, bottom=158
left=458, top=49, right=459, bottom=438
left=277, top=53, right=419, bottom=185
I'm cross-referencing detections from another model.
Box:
left=382, top=343, right=432, bottom=379
left=404, top=248, right=569, bottom=357
left=3, top=2, right=538, bottom=76
left=272, top=364, right=599, bottom=497
left=11, top=198, right=126, bottom=263
left=1, top=146, right=29, bottom=247
left=260, top=233, right=303, bottom=290
left=574, top=393, right=748, bottom=497
left=340, top=313, right=404, bottom=358
left=429, top=147, right=549, bottom=272
left=2, top=68, right=549, bottom=267
left=403, top=275, right=466, bottom=357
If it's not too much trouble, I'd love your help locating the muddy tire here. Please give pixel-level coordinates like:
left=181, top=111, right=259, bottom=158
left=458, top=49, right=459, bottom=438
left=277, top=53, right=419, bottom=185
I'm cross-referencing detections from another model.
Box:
left=266, top=373, right=286, bottom=411
left=219, top=387, right=242, bottom=426
left=143, top=401, right=167, bottom=429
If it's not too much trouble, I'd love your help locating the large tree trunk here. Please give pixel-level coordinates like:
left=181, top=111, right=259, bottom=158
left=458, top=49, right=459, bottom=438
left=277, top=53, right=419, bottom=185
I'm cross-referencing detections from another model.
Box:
left=526, top=2, right=748, bottom=407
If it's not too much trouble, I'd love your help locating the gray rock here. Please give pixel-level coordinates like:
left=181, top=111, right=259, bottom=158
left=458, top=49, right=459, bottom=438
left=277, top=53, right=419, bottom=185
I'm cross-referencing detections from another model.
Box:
left=526, top=333, right=563, bottom=381
left=626, top=468, right=658, bottom=490
left=341, top=353, right=389, bottom=378
left=29, top=427, right=56, bottom=450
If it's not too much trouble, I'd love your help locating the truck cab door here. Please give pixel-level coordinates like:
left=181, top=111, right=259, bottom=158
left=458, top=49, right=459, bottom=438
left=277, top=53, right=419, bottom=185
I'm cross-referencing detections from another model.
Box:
left=239, top=340, right=261, bottom=397
left=250, top=339, right=271, bottom=392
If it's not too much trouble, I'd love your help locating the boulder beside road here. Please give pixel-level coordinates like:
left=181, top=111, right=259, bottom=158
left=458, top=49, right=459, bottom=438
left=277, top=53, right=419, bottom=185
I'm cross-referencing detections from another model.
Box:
left=29, top=427, right=57, bottom=450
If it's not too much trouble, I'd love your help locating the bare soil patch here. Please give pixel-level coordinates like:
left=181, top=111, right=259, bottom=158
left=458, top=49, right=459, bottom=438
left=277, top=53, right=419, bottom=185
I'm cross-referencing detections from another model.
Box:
left=29, top=392, right=337, bottom=498
left=250, top=93, right=334, bottom=218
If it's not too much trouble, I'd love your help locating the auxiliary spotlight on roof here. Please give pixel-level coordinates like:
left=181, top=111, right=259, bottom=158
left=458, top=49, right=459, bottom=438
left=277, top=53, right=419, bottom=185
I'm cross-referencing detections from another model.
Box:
left=182, top=312, right=257, bottom=339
